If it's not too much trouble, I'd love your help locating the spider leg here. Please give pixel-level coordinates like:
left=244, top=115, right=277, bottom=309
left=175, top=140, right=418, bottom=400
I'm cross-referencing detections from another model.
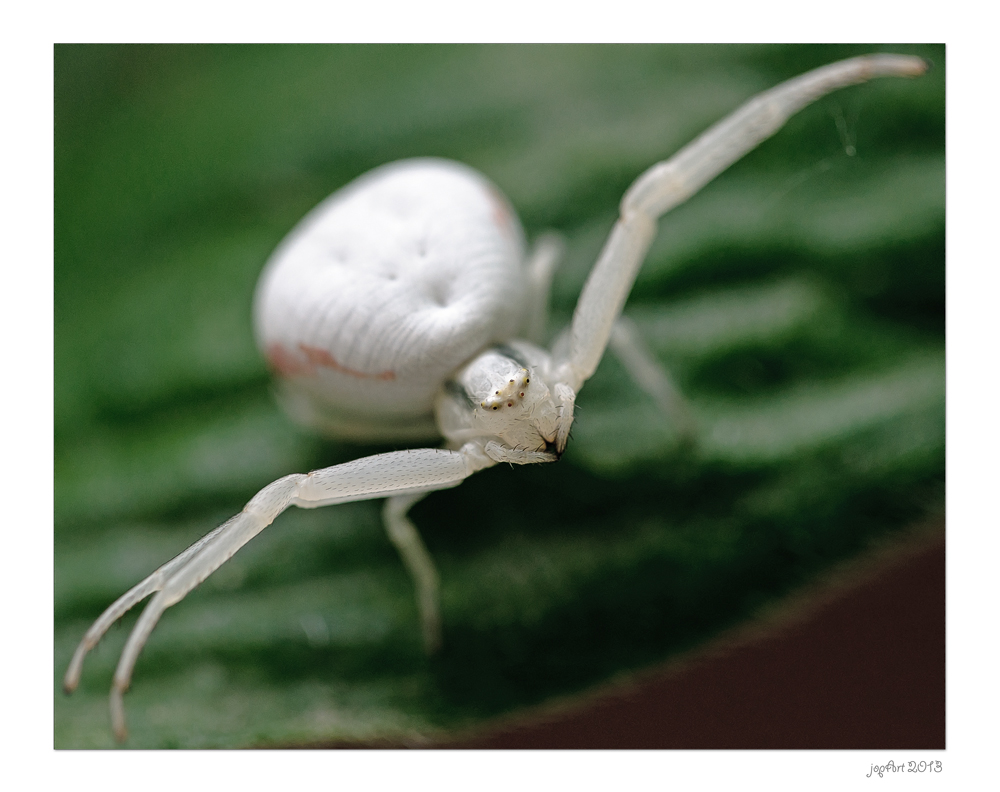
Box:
left=484, top=440, right=559, bottom=464
left=557, top=54, right=928, bottom=393
left=383, top=492, right=444, bottom=654
left=62, top=520, right=230, bottom=696
left=65, top=444, right=495, bottom=741
left=609, top=316, right=695, bottom=442
left=523, top=232, right=565, bottom=345
left=382, top=436, right=564, bottom=653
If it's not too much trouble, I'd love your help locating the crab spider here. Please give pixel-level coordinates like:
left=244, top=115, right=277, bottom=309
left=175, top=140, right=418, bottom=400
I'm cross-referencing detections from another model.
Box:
left=63, top=54, right=928, bottom=741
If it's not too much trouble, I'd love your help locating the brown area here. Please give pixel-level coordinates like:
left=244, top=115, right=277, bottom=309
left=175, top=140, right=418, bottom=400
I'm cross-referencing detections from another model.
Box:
left=285, top=522, right=944, bottom=750
left=443, top=523, right=945, bottom=749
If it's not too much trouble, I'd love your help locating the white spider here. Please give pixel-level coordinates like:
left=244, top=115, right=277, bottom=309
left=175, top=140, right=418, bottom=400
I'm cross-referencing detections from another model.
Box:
left=62, top=54, right=927, bottom=741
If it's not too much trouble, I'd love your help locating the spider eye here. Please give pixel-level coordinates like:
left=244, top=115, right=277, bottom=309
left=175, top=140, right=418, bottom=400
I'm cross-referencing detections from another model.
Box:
left=492, top=405, right=498, bottom=410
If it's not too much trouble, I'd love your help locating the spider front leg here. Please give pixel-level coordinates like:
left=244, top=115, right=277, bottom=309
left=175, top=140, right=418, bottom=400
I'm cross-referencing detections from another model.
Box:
left=64, top=443, right=495, bottom=741
left=556, top=54, right=928, bottom=397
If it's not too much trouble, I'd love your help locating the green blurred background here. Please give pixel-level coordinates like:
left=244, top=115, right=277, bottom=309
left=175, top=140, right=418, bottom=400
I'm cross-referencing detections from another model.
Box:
left=54, top=44, right=945, bottom=748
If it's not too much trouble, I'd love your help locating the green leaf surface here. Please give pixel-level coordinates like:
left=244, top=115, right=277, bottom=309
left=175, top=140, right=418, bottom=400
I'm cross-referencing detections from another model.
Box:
left=55, top=44, right=944, bottom=748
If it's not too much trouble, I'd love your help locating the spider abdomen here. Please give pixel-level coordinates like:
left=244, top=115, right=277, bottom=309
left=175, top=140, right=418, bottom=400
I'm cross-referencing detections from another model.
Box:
left=254, top=158, right=529, bottom=440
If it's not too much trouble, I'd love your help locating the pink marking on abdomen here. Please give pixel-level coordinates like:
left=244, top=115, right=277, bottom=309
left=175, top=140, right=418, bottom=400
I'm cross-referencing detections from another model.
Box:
left=488, top=185, right=515, bottom=236
left=266, top=342, right=396, bottom=381
left=266, top=343, right=314, bottom=377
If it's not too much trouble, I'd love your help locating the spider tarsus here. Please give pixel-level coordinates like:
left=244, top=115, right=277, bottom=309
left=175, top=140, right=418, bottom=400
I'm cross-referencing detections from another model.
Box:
left=62, top=650, right=86, bottom=695
left=63, top=666, right=82, bottom=695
